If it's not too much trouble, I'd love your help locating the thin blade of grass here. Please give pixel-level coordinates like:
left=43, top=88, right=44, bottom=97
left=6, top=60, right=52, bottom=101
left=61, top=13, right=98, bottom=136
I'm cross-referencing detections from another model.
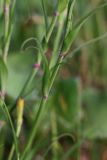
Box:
left=74, top=2, right=107, bottom=29
left=43, top=133, right=75, bottom=158
left=63, top=2, right=107, bottom=53
left=41, top=0, right=48, bottom=33
left=0, top=99, right=19, bottom=159
left=66, top=31, right=107, bottom=60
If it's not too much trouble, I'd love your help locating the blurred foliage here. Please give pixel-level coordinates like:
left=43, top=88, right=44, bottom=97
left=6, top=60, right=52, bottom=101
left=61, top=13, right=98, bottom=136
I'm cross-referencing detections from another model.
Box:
left=0, top=0, right=107, bottom=159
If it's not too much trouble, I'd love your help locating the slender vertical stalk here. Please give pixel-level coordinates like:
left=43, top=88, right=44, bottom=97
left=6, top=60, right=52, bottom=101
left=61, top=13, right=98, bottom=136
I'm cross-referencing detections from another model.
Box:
left=10, top=10, right=59, bottom=112
left=41, top=0, right=48, bottom=32
left=21, top=96, right=47, bottom=160
left=51, top=109, right=59, bottom=160
left=46, top=13, right=59, bottom=43
left=3, top=0, right=10, bottom=62
left=49, top=12, right=66, bottom=69
left=21, top=1, right=74, bottom=159
left=3, top=0, right=16, bottom=62
left=0, top=99, right=19, bottom=160
left=8, top=98, right=25, bottom=160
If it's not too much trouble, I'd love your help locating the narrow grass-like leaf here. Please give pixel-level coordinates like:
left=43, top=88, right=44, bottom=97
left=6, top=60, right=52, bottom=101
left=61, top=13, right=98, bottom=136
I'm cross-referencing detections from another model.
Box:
left=63, top=2, right=107, bottom=53
left=66, top=31, right=107, bottom=60
left=46, top=15, right=58, bottom=43
left=0, top=99, right=19, bottom=159
left=63, top=26, right=80, bottom=53
left=56, top=0, right=76, bottom=57
left=3, top=0, right=16, bottom=62
left=41, top=0, right=48, bottom=32
left=74, top=2, right=107, bottom=29
left=49, top=0, right=76, bottom=69
left=49, top=14, right=65, bottom=69
left=62, top=128, right=94, bottom=160
left=45, top=0, right=69, bottom=43
left=66, top=0, right=76, bottom=35
left=43, top=133, right=75, bottom=158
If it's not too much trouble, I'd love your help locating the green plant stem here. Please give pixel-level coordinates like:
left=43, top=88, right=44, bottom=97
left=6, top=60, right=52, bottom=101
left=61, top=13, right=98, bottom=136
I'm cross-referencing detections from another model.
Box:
left=20, top=57, right=41, bottom=98
left=3, top=0, right=16, bottom=62
left=41, top=0, right=48, bottom=32
left=21, top=97, right=47, bottom=160
left=46, top=13, right=59, bottom=43
left=49, top=13, right=65, bottom=69
left=3, top=0, right=10, bottom=62
left=0, top=99, right=19, bottom=160
left=66, top=0, right=76, bottom=36
left=10, top=10, right=59, bottom=111
left=13, top=0, right=107, bottom=110
left=49, top=3, right=72, bottom=89
left=8, top=145, right=15, bottom=160
left=8, top=101, right=24, bottom=160
left=21, top=2, right=73, bottom=159
left=8, top=122, right=22, bottom=160
left=20, top=60, right=63, bottom=159
left=51, top=109, right=59, bottom=160
left=20, top=1, right=107, bottom=159
left=9, top=54, right=41, bottom=112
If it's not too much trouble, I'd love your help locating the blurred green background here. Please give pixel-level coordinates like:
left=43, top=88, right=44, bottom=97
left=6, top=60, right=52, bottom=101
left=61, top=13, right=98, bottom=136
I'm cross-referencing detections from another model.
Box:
left=0, top=0, right=107, bottom=159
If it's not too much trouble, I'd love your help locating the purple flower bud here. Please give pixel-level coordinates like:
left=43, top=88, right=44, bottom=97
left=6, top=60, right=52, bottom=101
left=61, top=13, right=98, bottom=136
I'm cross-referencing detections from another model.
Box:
left=53, top=11, right=59, bottom=17
left=43, top=95, right=48, bottom=100
left=33, top=63, right=40, bottom=69
left=4, top=5, right=9, bottom=16
left=0, top=91, right=6, bottom=98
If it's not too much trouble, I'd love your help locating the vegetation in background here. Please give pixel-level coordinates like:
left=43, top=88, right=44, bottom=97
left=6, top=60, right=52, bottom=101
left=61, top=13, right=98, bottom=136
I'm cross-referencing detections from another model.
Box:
left=0, top=0, right=107, bottom=159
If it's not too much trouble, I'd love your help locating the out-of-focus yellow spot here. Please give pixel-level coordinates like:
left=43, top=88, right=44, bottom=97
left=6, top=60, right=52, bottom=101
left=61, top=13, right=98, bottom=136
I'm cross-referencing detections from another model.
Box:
left=17, top=98, right=24, bottom=125
left=17, top=98, right=24, bottom=109
left=17, top=98, right=25, bottom=136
